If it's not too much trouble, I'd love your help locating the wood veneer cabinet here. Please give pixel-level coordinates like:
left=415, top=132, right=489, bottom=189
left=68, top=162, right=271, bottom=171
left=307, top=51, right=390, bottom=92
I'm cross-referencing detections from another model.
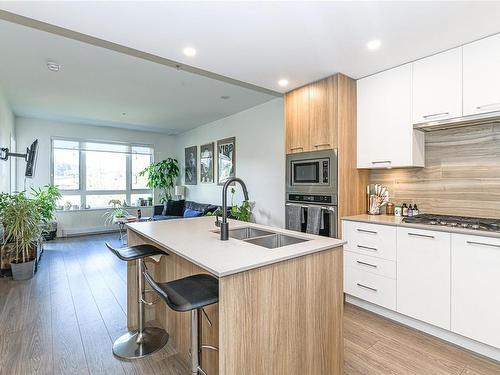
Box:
left=285, top=74, right=348, bottom=154
left=285, top=85, right=310, bottom=154
left=285, top=73, right=369, bottom=234
left=309, top=76, right=337, bottom=151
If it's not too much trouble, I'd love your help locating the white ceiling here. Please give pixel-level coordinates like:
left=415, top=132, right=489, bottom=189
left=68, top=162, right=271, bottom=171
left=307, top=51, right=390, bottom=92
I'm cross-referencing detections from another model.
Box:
left=1, top=1, right=500, bottom=92
left=0, top=19, right=277, bottom=134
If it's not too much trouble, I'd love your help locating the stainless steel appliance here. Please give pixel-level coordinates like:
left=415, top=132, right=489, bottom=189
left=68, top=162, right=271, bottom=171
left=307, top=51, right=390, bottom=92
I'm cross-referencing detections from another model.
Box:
left=403, top=214, right=500, bottom=232
left=286, top=150, right=338, bottom=238
left=286, top=149, right=337, bottom=196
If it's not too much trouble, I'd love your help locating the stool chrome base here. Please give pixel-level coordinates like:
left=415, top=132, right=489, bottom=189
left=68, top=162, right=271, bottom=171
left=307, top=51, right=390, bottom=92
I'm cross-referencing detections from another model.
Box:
left=112, top=327, right=169, bottom=359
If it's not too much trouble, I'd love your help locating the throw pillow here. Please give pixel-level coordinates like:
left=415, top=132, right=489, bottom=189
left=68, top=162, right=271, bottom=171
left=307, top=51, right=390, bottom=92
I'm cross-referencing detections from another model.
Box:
left=165, top=199, right=185, bottom=216
left=183, top=208, right=203, bottom=218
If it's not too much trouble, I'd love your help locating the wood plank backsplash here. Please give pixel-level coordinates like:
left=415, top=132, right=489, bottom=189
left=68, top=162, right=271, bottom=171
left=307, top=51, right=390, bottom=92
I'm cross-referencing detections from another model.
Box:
left=370, top=123, right=500, bottom=218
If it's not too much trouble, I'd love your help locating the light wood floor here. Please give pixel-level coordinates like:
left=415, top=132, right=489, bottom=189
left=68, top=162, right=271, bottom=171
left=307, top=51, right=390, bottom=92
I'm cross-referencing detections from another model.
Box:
left=0, top=233, right=499, bottom=375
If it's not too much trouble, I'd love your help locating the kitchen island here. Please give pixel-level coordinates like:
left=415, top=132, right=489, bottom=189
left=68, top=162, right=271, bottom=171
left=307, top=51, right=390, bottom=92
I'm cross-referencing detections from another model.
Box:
left=126, top=216, right=345, bottom=375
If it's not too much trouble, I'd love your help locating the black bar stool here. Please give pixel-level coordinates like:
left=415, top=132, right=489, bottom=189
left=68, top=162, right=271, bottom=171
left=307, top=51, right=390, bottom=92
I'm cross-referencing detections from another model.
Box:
left=105, top=242, right=169, bottom=359
left=143, top=271, right=219, bottom=375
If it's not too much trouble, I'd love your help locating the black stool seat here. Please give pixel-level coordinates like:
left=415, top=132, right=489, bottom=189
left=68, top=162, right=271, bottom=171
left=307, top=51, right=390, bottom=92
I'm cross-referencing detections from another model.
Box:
left=144, top=273, right=218, bottom=312
left=105, top=242, right=164, bottom=261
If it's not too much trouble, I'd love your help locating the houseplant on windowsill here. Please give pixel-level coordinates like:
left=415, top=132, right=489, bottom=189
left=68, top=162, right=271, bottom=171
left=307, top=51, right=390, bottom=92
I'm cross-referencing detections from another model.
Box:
left=32, top=184, right=61, bottom=241
left=1, top=192, right=42, bottom=280
left=139, top=158, right=180, bottom=204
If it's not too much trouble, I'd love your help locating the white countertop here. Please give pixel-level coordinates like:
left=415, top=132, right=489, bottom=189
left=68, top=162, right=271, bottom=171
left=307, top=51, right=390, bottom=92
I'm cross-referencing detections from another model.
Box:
left=342, top=214, right=500, bottom=239
left=127, top=216, right=344, bottom=277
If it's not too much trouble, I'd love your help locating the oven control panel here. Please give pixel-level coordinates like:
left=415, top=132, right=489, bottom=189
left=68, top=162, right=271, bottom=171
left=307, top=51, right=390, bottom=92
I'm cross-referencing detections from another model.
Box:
left=287, top=194, right=333, bottom=204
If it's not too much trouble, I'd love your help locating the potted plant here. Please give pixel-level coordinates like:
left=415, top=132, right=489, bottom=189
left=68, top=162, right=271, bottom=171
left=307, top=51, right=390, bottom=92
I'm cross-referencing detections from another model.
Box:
left=32, top=184, right=61, bottom=240
left=103, top=200, right=130, bottom=225
left=139, top=158, right=180, bottom=204
left=229, top=187, right=252, bottom=222
left=1, top=192, right=42, bottom=280
left=0, top=192, right=14, bottom=274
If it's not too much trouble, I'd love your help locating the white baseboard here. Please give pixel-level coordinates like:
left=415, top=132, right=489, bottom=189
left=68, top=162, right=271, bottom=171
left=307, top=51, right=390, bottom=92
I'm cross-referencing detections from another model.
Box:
left=346, top=294, right=500, bottom=362
left=60, top=227, right=119, bottom=237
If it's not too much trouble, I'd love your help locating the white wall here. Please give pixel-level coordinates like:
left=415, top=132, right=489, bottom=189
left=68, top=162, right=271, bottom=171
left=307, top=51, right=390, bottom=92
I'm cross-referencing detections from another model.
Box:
left=0, top=87, right=15, bottom=193
left=15, top=116, right=176, bottom=235
left=175, top=98, right=285, bottom=228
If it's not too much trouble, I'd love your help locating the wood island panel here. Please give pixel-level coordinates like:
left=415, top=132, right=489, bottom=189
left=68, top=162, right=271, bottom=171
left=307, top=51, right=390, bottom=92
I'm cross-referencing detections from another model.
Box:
left=128, top=228, right=343, bottom=375
left=127, top=229, right=219, bottom=373
left=218, top=246, right=344, bottom=375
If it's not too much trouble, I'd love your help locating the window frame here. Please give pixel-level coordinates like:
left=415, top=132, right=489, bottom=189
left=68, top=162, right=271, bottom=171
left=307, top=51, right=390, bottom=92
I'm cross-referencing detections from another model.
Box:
left=51, top=137, right=154, bottom=210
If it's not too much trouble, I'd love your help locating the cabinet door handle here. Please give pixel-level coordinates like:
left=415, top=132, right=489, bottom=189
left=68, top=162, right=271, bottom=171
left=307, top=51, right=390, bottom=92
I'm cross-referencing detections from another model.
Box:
left=371, top=160, right=391, bottom=165
left=356, top=260, right=378, bottom=268
left=408, top=232, right=435, bottom=239
left=290, top=147, right=303, bottom=151
left=466, top=240, right=500, bottom=248
left=476, top=102, right=500, bottom=111
left=357, top=244, right=378, bottom=251
left=314, top=143, right=330, bottom=147
left=357, top=283, right=378, bottom=292
left=357, top=228, right=377, bottom=234
left=423, top=112, right=450, bottom=119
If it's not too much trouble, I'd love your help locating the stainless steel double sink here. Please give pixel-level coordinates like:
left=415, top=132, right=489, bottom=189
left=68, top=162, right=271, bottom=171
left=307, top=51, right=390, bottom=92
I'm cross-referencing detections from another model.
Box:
left=214, top=226, right=310, bottom=249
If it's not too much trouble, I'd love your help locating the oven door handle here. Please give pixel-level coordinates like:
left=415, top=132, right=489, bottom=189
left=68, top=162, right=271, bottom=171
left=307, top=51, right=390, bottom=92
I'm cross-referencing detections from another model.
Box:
left=286, top=203, right=336, bottom=212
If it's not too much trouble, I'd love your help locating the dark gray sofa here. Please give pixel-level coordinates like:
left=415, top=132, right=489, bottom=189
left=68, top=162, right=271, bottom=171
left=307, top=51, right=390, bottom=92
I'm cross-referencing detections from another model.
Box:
left=153, top=200, right=219, bottom=221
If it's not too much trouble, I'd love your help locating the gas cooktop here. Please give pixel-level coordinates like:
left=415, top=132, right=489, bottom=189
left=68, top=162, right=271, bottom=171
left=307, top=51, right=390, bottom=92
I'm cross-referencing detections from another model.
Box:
left=402, top=214, right=500, bottom=232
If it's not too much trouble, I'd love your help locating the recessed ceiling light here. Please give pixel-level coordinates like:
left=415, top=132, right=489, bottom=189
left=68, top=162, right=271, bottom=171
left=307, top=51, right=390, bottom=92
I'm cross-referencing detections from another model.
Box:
left=122, top=112, right=126, bottom=116
left=278, top=79, right=289, bottom=87
left=367, top=39, right=382, bottom=51
left=220, top=95, right=230, bottom=100
left=183, top=47, right=197, bottom=57
left=46, top=61, right=61, bottom=72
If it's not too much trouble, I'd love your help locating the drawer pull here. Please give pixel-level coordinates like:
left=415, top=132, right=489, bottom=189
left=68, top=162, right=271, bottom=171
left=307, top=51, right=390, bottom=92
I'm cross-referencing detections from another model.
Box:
left=356, top=260, right=378, bottom=268
left=357, top=245, right=378, bottom=251
left=314, top=143, right=330, bottom=147
left=290, top=147, right=303, bottom=151
left=423, top=112, right=449, bottom=119
left=371, top=160, right=391, bottom=165
left=408, top=232, right=435, bottom=239
left=466, top=240, right=500, bottom=248
left=476, top=102, right=500, bottom=110
left=357, top=283, right=378, bottom=292
left=357, top=228, right=377, bottom=234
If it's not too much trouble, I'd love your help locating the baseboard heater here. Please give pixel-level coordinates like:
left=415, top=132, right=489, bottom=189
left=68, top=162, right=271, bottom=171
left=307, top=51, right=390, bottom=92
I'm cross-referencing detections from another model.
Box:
left=60, top=227, right=119, bottom=237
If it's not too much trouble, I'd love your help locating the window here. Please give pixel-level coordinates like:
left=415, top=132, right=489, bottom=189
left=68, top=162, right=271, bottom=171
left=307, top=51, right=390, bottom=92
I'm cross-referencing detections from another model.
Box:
left=53, top=140, right=79, bottom=190
left=52, top=139, right=154, bottom=209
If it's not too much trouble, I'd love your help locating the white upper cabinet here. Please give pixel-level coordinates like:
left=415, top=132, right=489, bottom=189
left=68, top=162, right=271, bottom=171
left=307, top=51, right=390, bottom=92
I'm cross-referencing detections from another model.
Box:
left=412, top=48, right=463, bottom=124
left=463, top=33, right=500, bottom=116
left=357, top=64, right=425, bottom=169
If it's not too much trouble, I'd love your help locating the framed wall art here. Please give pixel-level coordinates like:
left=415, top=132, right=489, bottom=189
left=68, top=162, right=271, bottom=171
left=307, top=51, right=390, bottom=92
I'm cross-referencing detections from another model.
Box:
left=200, top=142, right=214, bottom=183
left=184, top=145, right=197, bottom=185
left=217, top=137, right=235, bottom=185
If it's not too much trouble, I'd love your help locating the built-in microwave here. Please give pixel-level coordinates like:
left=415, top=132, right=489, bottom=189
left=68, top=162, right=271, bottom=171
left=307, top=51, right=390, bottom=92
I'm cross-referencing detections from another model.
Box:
left=286, top=149, right=338, bottom=194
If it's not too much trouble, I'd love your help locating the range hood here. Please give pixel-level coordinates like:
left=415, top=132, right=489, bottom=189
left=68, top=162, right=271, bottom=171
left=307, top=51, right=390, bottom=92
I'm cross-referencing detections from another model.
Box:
left=413, top=111, right=500, bottom=132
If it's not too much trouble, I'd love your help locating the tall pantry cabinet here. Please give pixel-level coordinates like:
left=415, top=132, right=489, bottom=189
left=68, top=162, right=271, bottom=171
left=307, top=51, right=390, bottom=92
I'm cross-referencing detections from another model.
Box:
left=284, top=74, right=368, bottom=236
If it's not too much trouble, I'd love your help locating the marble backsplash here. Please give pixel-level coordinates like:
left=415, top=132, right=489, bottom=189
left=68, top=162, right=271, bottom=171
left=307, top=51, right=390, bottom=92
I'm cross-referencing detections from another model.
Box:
left=370, top=123, right=500, bottom=218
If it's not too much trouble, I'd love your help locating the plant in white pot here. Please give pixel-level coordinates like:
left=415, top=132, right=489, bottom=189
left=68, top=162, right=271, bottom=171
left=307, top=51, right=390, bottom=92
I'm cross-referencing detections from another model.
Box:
left=1, top=192, right=42, bottom=280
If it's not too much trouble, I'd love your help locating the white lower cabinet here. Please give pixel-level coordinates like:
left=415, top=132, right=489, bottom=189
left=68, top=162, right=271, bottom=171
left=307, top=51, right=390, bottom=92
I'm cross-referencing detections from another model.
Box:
left=396, top=228, right=451, bottom=330
left=343, top=219, right=500, bottom=353
left=451, top=234, right=500, bottom=349
left=344, top=261, right=397, bottom=310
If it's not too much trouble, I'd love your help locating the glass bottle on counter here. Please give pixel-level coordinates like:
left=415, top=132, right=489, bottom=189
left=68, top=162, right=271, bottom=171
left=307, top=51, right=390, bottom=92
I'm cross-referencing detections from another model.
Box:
left=402, top=203, right=408, bottom=217
left=413, top=204, right=419, bottom=216
left=408, top=204, right=413, bottom=217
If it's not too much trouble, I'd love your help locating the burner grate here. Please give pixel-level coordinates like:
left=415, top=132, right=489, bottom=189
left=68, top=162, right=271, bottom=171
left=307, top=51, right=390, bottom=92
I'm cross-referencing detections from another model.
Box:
left=402, top=214, right=500, bottom=232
